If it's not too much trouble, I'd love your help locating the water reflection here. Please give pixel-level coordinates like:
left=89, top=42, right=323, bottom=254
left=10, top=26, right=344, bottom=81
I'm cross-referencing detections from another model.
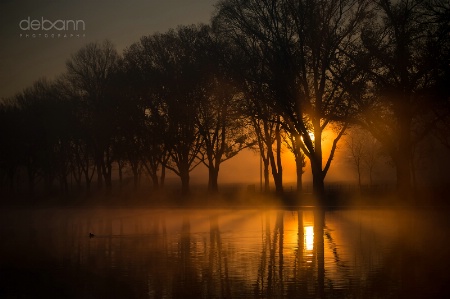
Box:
left=0, top=208, right=449, bottom=298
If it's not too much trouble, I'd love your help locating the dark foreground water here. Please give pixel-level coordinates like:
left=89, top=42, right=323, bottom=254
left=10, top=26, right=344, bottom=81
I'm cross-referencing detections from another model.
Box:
left=1, top=207, right=449, bottom=299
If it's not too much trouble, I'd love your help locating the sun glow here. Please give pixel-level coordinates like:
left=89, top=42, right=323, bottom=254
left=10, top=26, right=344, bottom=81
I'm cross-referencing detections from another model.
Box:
left=300, top=131, right=315, bottom=143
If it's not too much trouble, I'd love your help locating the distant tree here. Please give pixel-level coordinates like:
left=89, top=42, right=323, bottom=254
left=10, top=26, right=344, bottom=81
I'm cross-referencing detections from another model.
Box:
left=182, top=27, right=251, bottom=193
left=66, top=40, right=119, bottom=193
left=0, top=100, right=22, bottom=195
left=141, top=109, right=170, bottom=191
left=9, top=78, right=78, bottom=197
left=15, top=79, right=54, bottom=195
left=345, top=129, right=365, bottom=190
left=345, top=126, right=386, bottom=191
left=123, top=40, right=171, bottom=193
left=128, top=26, right=210, bottom=196
left=355, top=0, right=450, bottom=199
left=435, top=114, right=450, bottom=151
left=107, top=65, right=146, bottom=191
left=363, top=135, right=382, bottom=188
left=198, top=79, right=250, bottom=193
left=43, top=79, right=79, bottom=196
left=428, top=0, right=450, bottom=151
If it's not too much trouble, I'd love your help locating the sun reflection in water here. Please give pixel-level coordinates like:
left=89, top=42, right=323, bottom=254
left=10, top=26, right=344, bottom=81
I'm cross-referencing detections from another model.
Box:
left=304, top=226, right=314, bottom=251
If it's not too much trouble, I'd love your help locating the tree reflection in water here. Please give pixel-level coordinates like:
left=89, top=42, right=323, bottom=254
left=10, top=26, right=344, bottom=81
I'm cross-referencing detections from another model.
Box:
left=1, top=208, right=449, bottom=298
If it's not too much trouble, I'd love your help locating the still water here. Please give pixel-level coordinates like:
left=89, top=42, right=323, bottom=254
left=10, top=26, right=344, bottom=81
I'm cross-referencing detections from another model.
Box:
left=1, top=207, right=449, bottom=298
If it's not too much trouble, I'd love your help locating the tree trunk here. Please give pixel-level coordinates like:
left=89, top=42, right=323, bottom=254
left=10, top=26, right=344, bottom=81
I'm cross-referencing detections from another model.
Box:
left=296, top=159, right=303, bottom=194
left=275, top=120, right=283, bottom=194
left=101, top=160, right=112, bottom=195
left=263, top=157, right=270, bottom=192
left=272, top=170, right=283, bottom=194
left=208, top=166, right=219, bottom=193
left=312, top=124, right=325, bottom=205
left=311, top=158, right=325, bottom=205
left=357, top=168, right=362, bottom=192
left=180, top=166, right=190, bottom=197
left=96, top=160, right=103, bottom=190
left=396, top=110, right=412, bottom=201
left=118, top=161, right=123, bottom=191
left=268, top=117, right=283, bottom=194
left=85, top=177, right=91, bottom=195
left=104, top=164, right=112, bottom=190
left=132, top=165, right=140, bottom=191
left=160, top=163, right=166, bottom=189
left=150, top=173, right=159, bottom=191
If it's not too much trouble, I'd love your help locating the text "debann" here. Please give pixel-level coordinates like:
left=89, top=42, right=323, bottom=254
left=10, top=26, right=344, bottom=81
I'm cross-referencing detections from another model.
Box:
left=19, top=17, right=85, bottom=31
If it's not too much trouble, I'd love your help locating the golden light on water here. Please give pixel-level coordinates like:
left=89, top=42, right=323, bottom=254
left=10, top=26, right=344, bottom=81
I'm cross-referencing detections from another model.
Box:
left=304, top=225, right=314, bottom=251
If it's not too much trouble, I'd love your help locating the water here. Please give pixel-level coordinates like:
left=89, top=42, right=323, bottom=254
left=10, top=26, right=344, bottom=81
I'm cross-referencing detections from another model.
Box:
left=1, top=207, right=449, bottom=298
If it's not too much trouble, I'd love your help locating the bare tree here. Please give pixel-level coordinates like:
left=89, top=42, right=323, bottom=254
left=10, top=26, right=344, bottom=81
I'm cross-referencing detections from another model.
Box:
left=198, top=81, right=250, bottom=193
left=283, top=131, right=307, bottom=193
left=129, top=26, right=211, bottom=196
left=345, top=129, right=366, bottom=190
left=354, top=0, right=449, bottom=199
left=345, top=126, right=383, bottom=190
left=212, top=11, right=286, bottom=194
left=123, top=39, right=172, bottom=193
left=214, top=0, right=370, bottom=203
left=194, top=28, right=251, bottom=193
left=66, top=40, right=119, bottom=193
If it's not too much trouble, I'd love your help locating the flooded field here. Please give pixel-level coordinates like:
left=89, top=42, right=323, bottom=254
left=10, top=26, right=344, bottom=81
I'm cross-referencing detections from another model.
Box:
left=1, top=207, right=449, bottom=298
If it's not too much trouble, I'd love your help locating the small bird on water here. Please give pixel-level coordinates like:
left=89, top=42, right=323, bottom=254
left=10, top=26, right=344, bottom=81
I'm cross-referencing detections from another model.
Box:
left=89, top=233, right=95, bottom=238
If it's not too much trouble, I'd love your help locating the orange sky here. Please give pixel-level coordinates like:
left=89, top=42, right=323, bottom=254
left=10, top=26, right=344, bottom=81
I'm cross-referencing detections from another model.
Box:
left=188, top=128, right=366, bottom=187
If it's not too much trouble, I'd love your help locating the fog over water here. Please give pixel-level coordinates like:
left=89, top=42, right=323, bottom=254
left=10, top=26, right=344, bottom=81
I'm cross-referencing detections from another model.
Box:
left=1, top=207, right=449, bottom=298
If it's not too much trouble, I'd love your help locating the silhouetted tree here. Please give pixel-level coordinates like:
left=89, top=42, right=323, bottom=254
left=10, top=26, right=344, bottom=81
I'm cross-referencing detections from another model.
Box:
left=0, top=100, right=22, bottom=195
left=43, top=78, right=79, bottom=196
left=66, top=40, right=119, bottom=193
left=345, top=129, right=365, bottom=190
left=198, top=79, right=249, bottom=193
left=123, top=39, right=172, bottom=193
left=249, top=110, right=276, bottom=193
left=212, top=14, right=286, bottom=194
left=214, top=0, right=370, bottom=203
left=53, top=74, right=98, bottom=196
left=354, top=0, right=450, bottom=199
left=345, top=127, right=384, bottom=190
left=283, top=132, right=307, bottom=193
left=7, top=78, right=78, bottom=197
left=129, top=26, right=209, bottom=196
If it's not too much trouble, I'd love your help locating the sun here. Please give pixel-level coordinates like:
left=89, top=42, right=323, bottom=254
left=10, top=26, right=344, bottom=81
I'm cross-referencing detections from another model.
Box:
left=300, top=131, right=315, bottom=143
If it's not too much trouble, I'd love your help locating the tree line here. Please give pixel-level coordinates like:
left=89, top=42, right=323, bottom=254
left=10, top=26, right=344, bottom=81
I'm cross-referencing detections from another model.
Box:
left=0, top=0, right=449, bottom=204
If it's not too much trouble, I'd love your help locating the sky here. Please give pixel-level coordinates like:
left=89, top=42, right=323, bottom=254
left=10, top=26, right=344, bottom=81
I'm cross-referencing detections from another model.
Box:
left=0, top=0, right=217, bottom=100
